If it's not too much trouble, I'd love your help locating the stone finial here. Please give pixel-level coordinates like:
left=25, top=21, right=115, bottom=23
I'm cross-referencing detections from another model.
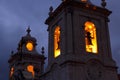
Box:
left=41, top=47, right=45, bottom=55
left=49, top=6, right=53, bottom=16
left=11, top=50, right=14, bottom=56
left=101, top=0, right=107, bottom=8
left=26, top=26, right=31, bottom=34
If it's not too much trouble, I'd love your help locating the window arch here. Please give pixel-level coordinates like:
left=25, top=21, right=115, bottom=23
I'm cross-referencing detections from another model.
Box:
left=85, top=21, right=98, bottom=53
left=27, top=65, right=34, bottom=77
left=10, top=67, right=14, bottom=77
left=54, top=26, right=61, bottom=58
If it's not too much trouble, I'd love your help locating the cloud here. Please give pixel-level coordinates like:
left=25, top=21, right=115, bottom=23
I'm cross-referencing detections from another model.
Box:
left=0, top=0, right=120, bottom=79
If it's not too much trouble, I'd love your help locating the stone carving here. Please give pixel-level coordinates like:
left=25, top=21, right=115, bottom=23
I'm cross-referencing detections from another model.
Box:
left=11, top=69, right=33, bottom=80
left=86, top=61, right=103, bottom=80
left=11, top=70, right=25, bottom=80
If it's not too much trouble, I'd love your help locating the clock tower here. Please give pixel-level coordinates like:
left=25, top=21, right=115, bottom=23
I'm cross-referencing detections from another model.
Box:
left=40, top=0, right=119, bottom=80
left=8, top=27, right=46, bottom=80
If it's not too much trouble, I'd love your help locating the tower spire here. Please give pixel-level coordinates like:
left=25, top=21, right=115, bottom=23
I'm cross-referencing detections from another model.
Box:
left=26, top=26, right=31, bottom=34
left=101, top=0, right=107, bottom=8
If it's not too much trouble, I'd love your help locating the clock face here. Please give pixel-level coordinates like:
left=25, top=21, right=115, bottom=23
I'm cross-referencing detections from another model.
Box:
left=26, top=42, right=33, bottom=51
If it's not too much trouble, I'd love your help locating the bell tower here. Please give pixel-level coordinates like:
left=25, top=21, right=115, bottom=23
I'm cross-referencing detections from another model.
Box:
left=8, top=27, right=46, bottom=80
left=41, top=0, right=119, bottom=80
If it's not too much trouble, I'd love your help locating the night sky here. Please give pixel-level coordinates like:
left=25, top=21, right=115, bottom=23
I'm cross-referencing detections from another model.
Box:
left=0, top=0, right=120, bottom=80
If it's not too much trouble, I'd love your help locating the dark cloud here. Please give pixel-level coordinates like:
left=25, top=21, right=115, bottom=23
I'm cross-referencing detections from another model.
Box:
left=0, top=0, right=60, bottom=79
left=107, top=0, right=120, bottom=72
left=0, top=0, right=120, bottom=80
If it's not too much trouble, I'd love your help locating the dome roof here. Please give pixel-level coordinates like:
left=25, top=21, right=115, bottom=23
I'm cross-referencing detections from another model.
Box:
left=21, top=27, right=36, bottom=43
left=17, top=27, right=37, bottom=51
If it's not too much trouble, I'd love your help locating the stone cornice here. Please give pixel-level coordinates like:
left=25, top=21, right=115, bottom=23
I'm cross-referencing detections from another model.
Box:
left=45, top=1, right=112, bottom=25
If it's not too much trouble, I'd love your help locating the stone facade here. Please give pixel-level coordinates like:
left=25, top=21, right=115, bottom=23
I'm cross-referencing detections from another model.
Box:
left=8, top=0, right=119, bottom=80
left=118, top=74, right=120, bottom=80
left=41, top=0, right=119, bottom=80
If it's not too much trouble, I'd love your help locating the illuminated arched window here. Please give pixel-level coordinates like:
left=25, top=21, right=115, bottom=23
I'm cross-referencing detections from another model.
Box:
left=85, top=21, right=98, bottom=53
left=27, top=65, right=34, bottom=77
left=10, top=67, right=14, bottom=77
left=54, top=26, right=61, bottom=58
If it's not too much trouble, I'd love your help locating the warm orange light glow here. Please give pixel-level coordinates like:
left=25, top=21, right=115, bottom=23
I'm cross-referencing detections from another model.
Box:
left=27, top=65, right=34, bottom=77
left=26, top=42, right=33, bottom=51
left=54, top=26, right=61, bottom=58
left=10, top=67, right=14, bottom=77
left=81, top=0, right=87, bottom=2
left=85, top=21, right=98, bottom=53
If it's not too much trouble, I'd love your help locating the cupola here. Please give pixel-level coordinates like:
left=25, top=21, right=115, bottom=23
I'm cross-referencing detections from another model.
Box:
left=8, top=27, right=46, bottom=80
left=17, top=27, right=38, bottom=54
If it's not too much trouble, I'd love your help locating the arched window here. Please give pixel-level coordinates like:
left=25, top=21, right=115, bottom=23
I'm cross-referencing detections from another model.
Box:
left=10, top=67, right=14, bottom=77
left=85, top=21, right=98, bottom=53
left=27, top=65, right=34, bottom=77
left=54, top=26, right=61, bottom=58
